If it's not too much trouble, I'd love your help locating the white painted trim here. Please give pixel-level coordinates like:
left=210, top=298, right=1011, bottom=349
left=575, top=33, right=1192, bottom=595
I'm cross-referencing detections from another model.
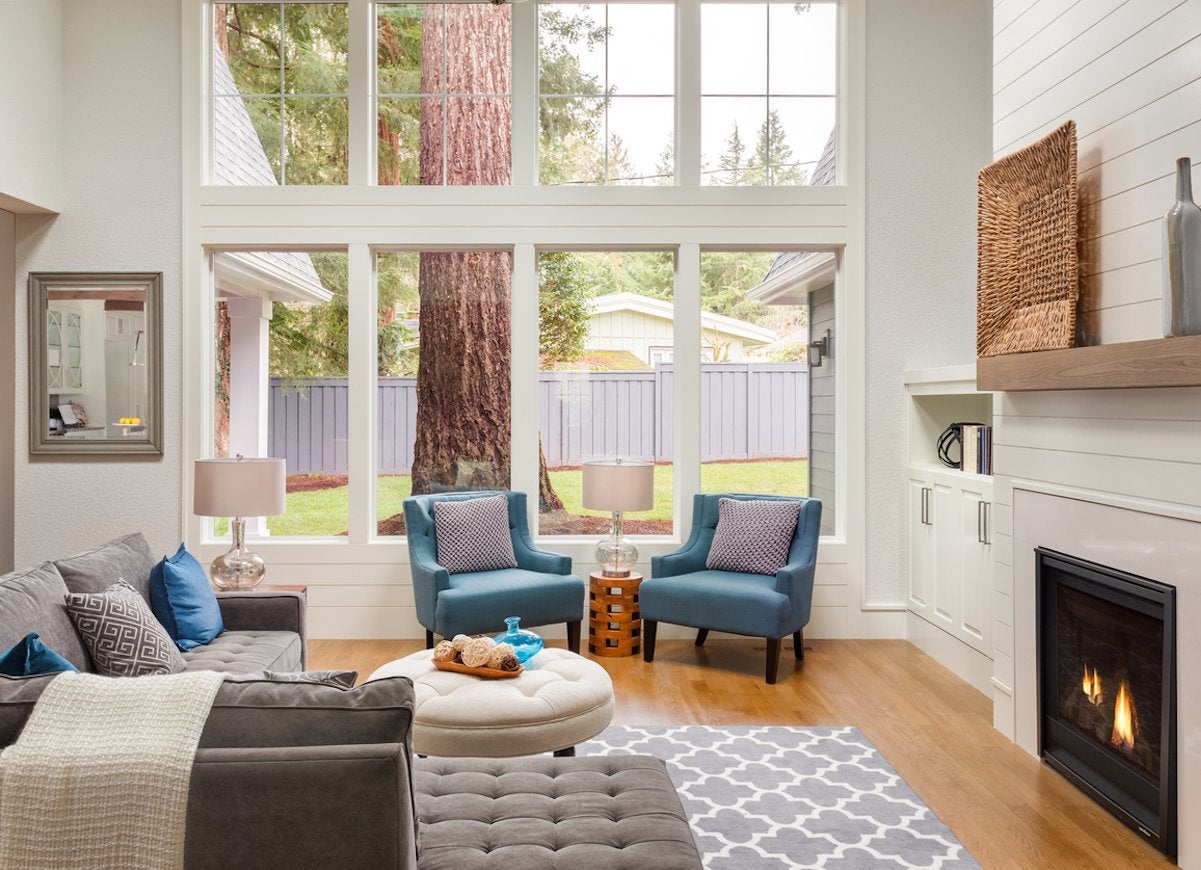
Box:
left=214, top=252, right=333, bottom=303
left=676, top=0, right=701, bottom=186
left=512, top=244, right=539, bottom=528
left=901, top=364, right=979, bottom=389
left=347, top=244, right=376, bottom=543
left=674, top=244, right=702, bottom=537
left=347, top=0, right=372, bottom=187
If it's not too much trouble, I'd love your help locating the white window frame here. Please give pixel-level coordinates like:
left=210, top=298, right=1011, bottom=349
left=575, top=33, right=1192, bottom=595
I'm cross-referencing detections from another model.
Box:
left=182, top=0, right=871, bottom=637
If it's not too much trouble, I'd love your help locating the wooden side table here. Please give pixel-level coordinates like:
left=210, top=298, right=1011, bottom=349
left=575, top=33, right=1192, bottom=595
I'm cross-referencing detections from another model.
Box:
left=588, top=571, right=643, bottom=657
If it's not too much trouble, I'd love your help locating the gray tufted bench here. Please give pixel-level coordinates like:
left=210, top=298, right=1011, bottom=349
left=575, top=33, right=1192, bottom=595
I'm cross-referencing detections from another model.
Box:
left=414, top=754, right=703, bottom=870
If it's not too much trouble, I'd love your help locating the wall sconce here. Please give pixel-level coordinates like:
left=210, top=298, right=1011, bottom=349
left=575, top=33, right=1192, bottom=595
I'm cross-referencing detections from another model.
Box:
left=808, top=329, right=832, bottom=367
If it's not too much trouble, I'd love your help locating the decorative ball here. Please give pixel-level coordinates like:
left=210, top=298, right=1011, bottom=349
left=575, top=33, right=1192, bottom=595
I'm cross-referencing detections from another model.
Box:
left=451, top=634, right=472, bottom=652
left=497, top=654, right=520, bottom=672
left=432, top=640, right=457, bottom=663
left=460, top=637, right=494, bottom=668
left=488, top=642, right=516, bottom=669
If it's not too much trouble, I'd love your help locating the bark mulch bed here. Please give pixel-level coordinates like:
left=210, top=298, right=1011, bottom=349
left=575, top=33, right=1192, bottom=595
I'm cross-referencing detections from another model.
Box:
left=286, top=473, right=348, bottom=494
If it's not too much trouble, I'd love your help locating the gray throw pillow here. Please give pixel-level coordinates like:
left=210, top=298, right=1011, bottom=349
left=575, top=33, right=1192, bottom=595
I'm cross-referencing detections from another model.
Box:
left=434, top=495, right=518, bottom=574
left=705, top=498, right=801, bottom=576
left=64, top=580, right=187, bottom=677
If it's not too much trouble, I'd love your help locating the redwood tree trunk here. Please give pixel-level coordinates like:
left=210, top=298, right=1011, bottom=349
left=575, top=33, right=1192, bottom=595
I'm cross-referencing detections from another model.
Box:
left=410, top=8, right=562, bottom=511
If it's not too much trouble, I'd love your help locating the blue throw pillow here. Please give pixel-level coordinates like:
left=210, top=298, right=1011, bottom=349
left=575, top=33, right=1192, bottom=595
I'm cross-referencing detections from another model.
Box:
left=149, top=544, right=225, bottom=651
left=0, top=632, right=80, bottom=676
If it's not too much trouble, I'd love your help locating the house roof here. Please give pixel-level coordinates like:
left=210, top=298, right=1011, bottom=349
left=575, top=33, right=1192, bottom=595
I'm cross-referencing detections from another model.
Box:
left=750, top=128, right=839, bottom=305
left=212, top=43, right=330, bottom=305
left=590, top=292, right=778, bottom=345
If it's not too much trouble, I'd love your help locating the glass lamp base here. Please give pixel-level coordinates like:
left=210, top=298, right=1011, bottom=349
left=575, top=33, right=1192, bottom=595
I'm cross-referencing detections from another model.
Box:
left=210, top=547, right=266, bottom=590
left=596, top=512, right=638, bottom=577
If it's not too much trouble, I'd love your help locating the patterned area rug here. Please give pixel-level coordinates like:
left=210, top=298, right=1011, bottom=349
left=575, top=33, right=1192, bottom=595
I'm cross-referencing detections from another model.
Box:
left=579, top=726, right=981, bottom=870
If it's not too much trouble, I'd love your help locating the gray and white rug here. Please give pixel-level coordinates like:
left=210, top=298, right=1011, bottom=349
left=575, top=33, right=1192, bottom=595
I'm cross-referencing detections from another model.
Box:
left=578, top=726, right=981, bottom=870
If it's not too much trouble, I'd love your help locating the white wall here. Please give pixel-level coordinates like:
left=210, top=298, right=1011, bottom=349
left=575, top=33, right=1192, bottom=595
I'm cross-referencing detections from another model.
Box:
left=993, top=0, right=1201, bottom=344
left=863, top=0, right=993, bottom=607
left=0, top=210, right=14, bottom=573
left=12, top=0, right=183, bottom=566
left=0, top=0, right=63, bottom=214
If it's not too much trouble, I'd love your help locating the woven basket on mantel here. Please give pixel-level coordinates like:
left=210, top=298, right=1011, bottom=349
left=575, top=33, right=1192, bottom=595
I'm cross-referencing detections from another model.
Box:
left=976, top=120, right=1078, bottom=357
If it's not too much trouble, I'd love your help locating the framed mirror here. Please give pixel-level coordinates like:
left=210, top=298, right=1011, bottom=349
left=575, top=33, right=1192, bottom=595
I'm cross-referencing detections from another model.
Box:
left=28, top=272, right=163, bottom=456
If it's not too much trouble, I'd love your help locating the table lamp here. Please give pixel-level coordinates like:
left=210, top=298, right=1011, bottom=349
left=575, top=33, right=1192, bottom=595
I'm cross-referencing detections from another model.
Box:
left=582, top=458, right=654, bottom=577
left=193, top=455, right=286, bottom=590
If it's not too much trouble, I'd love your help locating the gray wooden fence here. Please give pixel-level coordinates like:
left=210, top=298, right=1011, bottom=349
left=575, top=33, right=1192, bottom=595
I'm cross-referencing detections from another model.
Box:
left=268, top=363, right=808, bottom=474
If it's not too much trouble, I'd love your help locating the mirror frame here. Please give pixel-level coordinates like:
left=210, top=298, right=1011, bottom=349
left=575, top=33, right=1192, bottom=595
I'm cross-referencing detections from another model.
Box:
left=28, top=272, right=163, bottom=456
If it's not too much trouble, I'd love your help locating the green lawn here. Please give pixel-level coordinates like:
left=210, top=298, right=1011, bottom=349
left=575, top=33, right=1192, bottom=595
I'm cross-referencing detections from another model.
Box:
left=238, top=459, right=808, bottom=537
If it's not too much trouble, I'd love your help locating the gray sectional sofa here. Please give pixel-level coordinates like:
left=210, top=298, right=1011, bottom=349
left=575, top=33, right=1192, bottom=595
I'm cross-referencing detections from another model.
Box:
left=0, top=534, right=704, bottom=869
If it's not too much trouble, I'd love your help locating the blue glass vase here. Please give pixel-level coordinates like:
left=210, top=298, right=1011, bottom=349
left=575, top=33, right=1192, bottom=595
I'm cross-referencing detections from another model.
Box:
left=495, top=616, right=543, bottom=664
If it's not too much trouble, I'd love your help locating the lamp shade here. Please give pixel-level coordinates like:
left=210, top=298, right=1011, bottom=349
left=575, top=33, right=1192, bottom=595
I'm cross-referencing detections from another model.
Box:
left=581, top=459, right=654, bottom=512
left=193, top=457, right=286, bottom=518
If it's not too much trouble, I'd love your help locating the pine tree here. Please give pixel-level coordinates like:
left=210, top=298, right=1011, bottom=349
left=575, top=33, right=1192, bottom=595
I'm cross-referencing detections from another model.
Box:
left=756, top=109, right=809, bottom=186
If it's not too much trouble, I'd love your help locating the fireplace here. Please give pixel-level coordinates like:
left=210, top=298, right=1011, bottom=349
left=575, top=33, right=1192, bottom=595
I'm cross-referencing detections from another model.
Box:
left=1036, top=548, right=1177, bottom=859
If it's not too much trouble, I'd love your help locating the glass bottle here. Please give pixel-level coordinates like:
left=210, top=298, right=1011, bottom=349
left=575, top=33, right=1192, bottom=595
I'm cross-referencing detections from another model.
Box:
left=494, top=616, right=543, bottom=664
left=1163, top=157, right=1201, bottom=336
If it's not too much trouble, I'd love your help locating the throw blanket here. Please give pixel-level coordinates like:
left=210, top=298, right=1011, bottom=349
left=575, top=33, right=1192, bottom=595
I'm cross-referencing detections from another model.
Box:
left=0, top=670, right=225, bottom=870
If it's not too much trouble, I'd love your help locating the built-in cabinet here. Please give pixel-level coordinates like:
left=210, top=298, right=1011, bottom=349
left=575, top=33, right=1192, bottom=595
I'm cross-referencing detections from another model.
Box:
left=904, top=366, right=995, bottom=693
left=47, top=306, right=83, bottom=392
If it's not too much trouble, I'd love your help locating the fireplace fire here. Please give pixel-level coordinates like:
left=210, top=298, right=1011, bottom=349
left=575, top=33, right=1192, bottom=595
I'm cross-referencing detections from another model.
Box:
left=1037, top=549, right=1176, bottom=859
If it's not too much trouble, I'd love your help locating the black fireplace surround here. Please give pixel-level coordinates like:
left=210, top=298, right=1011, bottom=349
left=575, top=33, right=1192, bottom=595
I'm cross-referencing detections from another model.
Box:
left=1036, top=548, right=1177, bottom=859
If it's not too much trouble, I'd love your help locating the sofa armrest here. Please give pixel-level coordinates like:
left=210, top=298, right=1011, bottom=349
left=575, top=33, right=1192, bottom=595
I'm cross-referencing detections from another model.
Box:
left=216, top=591, right=306, bottom=640
left=186, top=743, right=416, bottom=870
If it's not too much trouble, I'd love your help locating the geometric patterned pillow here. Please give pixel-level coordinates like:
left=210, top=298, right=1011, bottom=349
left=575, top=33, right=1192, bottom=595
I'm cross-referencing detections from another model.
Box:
left=433, top=495, right=518, bottom=575
left=705, top=498, right=801, bottom=576
left=63, top=579, right=187, bottom=677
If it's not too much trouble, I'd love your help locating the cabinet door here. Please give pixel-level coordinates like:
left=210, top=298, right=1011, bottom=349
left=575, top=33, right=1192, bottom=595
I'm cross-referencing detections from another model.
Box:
left=907, top=477, right=934, bottom=617
left=957, top=486, right=992, bottom=654
left=931, top=482, right=958, bottom=633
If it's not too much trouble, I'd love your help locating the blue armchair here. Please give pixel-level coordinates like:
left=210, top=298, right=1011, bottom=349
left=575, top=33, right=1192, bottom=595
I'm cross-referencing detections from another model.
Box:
left=403, top=491, right=585, bottom=652
left=640, top=493, right=822, bottom=684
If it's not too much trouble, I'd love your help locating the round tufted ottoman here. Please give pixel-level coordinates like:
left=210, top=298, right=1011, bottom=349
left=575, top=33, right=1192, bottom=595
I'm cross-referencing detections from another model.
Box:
left=366, top=648, right=615, bottom=757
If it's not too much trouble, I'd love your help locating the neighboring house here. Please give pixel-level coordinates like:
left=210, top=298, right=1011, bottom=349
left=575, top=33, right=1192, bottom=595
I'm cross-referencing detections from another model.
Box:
left=586, top=291, right=777, bottom=366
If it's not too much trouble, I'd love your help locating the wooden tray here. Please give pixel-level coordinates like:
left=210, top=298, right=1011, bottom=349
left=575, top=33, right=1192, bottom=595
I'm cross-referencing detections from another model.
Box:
left=434, top=660, right=524, bottom=679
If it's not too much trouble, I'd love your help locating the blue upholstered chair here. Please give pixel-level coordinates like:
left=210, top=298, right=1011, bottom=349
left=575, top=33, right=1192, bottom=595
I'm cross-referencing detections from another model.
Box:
left=403, top=491, right=585, bottom=652
left=640, top=493, right=822, bottom=684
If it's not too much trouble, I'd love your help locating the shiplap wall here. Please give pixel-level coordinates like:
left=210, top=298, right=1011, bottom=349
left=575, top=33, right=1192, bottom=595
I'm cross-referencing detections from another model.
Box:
left=993, top=0, right=1200, bottom=343
left=989, top=0, right=1201, bottom=737
left=809, top=285, right=836, bottom=535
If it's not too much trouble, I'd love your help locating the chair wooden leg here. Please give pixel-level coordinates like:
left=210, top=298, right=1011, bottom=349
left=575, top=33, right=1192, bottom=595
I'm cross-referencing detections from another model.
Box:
left=694, top=628, right=709, bottom=647
left=425, top=630, right=435, bottom=650
left=566, top=620, right=581, bottom=654
left=766, top=637, right=782, bottom=684
left=793, top=629, right=805, bottom=661
left=643, top=620, right=657, bottom=662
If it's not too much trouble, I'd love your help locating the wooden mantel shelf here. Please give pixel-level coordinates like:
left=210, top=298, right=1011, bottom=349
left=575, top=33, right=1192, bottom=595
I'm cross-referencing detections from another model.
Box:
left=976, top=334, right=1201, bottom=391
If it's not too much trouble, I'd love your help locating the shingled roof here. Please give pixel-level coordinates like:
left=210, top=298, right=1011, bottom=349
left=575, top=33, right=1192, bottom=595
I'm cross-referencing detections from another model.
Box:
left=758, top=128, right=839, bottom=288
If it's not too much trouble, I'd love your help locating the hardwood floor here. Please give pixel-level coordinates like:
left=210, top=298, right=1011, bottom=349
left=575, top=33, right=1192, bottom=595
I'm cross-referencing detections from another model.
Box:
left=309, top=636, right=1173, bottom=870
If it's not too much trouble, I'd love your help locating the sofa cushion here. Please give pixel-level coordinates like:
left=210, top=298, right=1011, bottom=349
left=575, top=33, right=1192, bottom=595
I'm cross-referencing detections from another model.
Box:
left=0, top=562, right=91, bottom=672
left=198, top=674, right=414, bottom=749
left=181, top=630, right=303, bottom=674
left=0, top=632, right=80, bottom=677
left=222, top=669, right=357, bottom=689
left=434, top=495, right=518, bottom=574
left=414, top=755, right=704, bottom=870
left=149, top=544, right=225, bottom=651
left=64, top=580, right=188, bottom=677
left=0, top=674, right=57, bottom=748
left=706, top=497, right=800, bottom=576
left=53, top=532, right=157, bottom=603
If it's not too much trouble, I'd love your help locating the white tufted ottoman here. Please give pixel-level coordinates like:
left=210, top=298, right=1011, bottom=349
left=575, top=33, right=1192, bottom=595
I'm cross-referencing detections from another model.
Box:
left=366, top=647, right=615, bottom=757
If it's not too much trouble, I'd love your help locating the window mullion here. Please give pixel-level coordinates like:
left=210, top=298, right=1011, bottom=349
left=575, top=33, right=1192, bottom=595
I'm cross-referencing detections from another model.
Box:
left=511, top=244, right=540, bottom=530
left=677, top=0, right=701, bottom=186
left=347, top=243, right=377, bottom=544
left=512, top=1, right=537, bottom=186
left=348, top=0, right=372, bottom=186
left=673, top=243, right=702, bottom=539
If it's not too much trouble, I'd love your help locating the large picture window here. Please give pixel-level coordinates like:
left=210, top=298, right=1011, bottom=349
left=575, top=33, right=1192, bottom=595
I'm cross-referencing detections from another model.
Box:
left=213, top=3, right=349, bottom=185
left=376, top=4, right=512, bottom=186
left=538, top=3, right=676, bottom=185
left=701, top=2, right=837, bottom=185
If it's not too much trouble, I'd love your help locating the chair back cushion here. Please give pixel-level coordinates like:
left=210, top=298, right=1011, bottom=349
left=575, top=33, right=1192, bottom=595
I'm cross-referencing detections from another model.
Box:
left=433, top=495, right=518, bottom=574
left=705, top=497, right=801, bottom=576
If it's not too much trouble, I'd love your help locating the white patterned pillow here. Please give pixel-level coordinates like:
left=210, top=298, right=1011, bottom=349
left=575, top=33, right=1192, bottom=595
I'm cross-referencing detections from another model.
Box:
left=705, top=498, right=801, bottom=576
left=64, top=579, right=187, bottom=677
left=434, top=495, right=519, bottom=574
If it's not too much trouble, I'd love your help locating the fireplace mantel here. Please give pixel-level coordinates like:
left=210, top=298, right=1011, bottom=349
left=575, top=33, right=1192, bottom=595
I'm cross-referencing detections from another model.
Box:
left=976, top=334, right=1201, bottom=392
